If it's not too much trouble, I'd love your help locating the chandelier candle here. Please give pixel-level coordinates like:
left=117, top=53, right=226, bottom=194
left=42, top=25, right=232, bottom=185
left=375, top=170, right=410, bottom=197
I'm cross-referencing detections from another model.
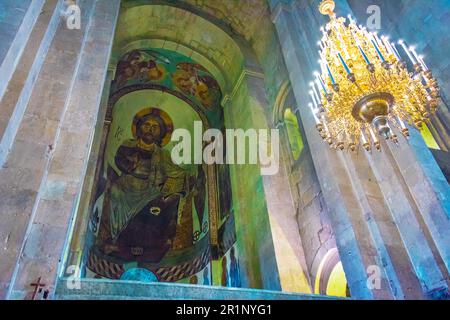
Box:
left=310, top=0, right=441, bottom=152
left=390, top=42, right=402, bottom=60
left=327, top=64, right=336, bottom=85
left=398, top=40, right=417, bottom=65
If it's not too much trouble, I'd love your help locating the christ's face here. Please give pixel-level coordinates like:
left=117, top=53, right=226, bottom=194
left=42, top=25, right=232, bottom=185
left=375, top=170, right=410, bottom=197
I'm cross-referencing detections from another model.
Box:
left=139, top=118, right=161, bottom=144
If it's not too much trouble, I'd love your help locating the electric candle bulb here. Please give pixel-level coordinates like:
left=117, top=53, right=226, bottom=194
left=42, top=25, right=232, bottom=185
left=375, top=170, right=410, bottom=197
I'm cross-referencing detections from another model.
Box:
left=422, top=73, right=431, bottom=85
left=396, top=115, right=407, bottom=130
left=309, top=90, right=319, bottom=108
left=310, top=81, right=322, bottom=103
left=409, top=46, right=421, bottom=63
left=351, top=29, right=361, bottom=45
left=337, top=32, right=350, bottom=59
left=320, top=26, right=328, bottom=40
left=390, top=42, right=401, bottom=60
left=410, top=47, right=428, bottom=70
left=369, top=127, right=379, bottom=142
left=372, top=32, right=383, bottom=47
left=319, top=59, right=326, bottom=76
left=309, top=103, right=321, bottom=125
left=347, top=14, right=355, bottom=25
left=358, top=46, right=371, bottom=65
left=360, top=27, right=370, bottom=40
left=338, top=53, right=352, bottom=75
left=322, top=119, right=330, bottom=134
left=326, top=64, right=336, bottom=85
left=418, top=56, right=429, bottom=71
left=372, top=39, right=386, bottom=62
left=399, top=40, right=417, bottom=64
left=319, top=51, right=327, bottom=75
left=318, top=41, right=325, bottom=51
left=315, top=73, right=328, bottom=94
left=360, top=130, right=368, bottom=144
left=381, top=36, right=394, bottom=56
left=369, top=33, right=385, bottom=62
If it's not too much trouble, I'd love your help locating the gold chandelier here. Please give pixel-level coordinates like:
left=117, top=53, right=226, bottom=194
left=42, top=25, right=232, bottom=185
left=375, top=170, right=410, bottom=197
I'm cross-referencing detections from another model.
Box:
left=310, top=0, right=440, bottom=151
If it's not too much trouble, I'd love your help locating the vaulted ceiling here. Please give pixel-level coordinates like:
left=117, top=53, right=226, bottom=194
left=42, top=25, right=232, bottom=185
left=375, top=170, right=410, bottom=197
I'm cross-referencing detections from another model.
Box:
left=182, top=0, right=272, bottom=42
left=115, top=0, right=287, bottom=101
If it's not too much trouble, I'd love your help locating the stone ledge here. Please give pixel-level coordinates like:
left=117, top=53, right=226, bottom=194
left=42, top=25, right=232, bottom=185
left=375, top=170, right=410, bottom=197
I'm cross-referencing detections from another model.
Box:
left=55, top=278, right=344, bottom=300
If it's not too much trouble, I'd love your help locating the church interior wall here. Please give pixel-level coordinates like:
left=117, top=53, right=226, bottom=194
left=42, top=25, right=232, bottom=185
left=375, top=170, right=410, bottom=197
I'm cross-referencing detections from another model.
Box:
left=0, top=0, right=349, bottom=299
left=0, top=0, right=448, bottom=300
left=58, top=0, right=294, bottom=294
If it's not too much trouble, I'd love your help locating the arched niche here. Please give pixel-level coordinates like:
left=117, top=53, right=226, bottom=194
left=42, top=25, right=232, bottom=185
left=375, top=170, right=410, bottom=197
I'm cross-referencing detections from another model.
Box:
left=60, top=0, right=282, bottom=292
left=284, top=108, right=304, bottom=161
left=272, top=81, right=305, bottom=164
left=61, top=41, right=242, bottom=286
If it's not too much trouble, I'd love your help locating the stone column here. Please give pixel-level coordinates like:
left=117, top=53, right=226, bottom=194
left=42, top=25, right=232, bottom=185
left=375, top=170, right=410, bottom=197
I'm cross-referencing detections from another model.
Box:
left=265, top=121, right=312, bottom=293
left=4, top=0, right=121, bottom=299
left=0, top=0, right=46, bottom=102
left=222, top=68, right=281, bottom=291
left=0, top=0, right=62, bottom=167
left=62, top=67, right=115, bottom=277
left=223, top=64, right=311, bottom=293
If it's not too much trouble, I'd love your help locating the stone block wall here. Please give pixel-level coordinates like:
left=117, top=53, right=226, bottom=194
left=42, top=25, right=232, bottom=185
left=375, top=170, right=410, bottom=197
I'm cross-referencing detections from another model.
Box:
left=0, top=0, right=33, bottom=65
left=0, top=0, right=120, bottom=299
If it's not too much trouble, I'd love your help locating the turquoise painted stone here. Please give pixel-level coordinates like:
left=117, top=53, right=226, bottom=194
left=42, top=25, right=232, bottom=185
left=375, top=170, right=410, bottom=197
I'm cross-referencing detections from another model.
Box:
left=120, top=268, right=159, bottom=283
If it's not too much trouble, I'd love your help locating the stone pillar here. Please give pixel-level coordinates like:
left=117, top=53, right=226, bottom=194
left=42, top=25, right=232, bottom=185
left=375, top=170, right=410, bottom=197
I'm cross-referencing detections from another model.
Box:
left=273, top=85, right=337, bottom=293
left=62, top=67, right=115, bottom=277
left=2, top=0, right=121, bottom=299
left=0, top=0, right=46, bottom=102
left=223, top=64, right=312, bottom=293
left=222, top=68, right=281, bottom=291
left=0, top=0, right=62, bottom=167
left=290, top=106, right=341, bottom=293
left=270, top=0, right=450, bottom=299
left=265, top=121, right=312, bottom=293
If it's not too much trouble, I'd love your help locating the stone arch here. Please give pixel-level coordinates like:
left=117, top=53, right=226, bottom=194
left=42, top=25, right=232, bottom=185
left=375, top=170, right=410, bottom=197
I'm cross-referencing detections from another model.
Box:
left=273, top=81, right=305, bottom=164
left=284, top=108, right=304, bottom=161
left=113, top=39, right=228, bottom=94
left=272, top=80, right=292, bottom=126
left=110, top=3, right=260, bottom=95
left=314, top=248, right=349, bottom=297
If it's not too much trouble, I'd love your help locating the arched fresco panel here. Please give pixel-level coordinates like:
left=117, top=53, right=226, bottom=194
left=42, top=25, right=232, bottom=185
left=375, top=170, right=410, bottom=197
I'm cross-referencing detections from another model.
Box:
left=83, top=49, right=239, bottom=286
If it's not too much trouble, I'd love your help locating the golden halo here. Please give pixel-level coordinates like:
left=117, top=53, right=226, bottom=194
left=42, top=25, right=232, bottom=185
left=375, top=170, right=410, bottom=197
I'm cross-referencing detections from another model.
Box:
left=132, top=108, right=174, bottom=147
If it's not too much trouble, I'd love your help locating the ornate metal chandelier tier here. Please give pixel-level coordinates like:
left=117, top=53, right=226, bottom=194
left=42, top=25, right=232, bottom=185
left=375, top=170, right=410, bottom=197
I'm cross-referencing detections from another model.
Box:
left=310, top=0, right=440, bottom=152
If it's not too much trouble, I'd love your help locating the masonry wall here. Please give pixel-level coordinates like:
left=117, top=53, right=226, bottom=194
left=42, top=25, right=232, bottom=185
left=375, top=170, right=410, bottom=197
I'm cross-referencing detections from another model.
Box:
left=247, top=1, right=340, bottom=292
left=0, top=0, right=33, bottom=66
left=0, top=0, right=120, bottom=299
